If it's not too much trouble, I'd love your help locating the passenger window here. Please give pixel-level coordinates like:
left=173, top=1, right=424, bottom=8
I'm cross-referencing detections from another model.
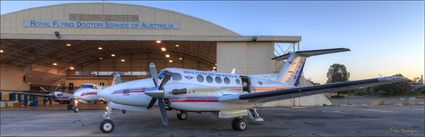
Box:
left=197, top=75, right=204, bottom=82
left=206, top=76, right=213, bottom=83
left=172, top=73, right=182, bottom=81
left=224, top=77, right=230, bottom=84
left=235, top=79, right=241, bottom=84
left=215, top=77, right=222, bottom=84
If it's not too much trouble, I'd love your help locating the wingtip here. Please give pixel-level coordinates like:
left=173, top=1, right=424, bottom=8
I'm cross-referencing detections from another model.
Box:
left=378, top=76, right=409, bottom=83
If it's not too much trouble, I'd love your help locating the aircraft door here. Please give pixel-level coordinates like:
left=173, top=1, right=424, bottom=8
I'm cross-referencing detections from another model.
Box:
left=240, top=76, right=252, bottom=93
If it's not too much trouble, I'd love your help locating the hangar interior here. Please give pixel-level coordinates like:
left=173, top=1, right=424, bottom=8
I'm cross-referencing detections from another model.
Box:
left=0, top=3, right=331, bottom=107
left=1, top=39, right=218, bottom=90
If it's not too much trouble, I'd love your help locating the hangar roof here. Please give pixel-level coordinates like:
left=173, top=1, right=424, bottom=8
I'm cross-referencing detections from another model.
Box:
left=0, top=3, right=301, bottom=71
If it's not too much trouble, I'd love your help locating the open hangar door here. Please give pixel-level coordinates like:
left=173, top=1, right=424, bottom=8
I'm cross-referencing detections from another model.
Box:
left=0, top=39, right=216, bottom=92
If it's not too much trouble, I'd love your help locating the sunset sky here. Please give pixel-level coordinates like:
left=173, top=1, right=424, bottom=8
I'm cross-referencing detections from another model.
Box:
left=1, top=1, right=423, bottom=83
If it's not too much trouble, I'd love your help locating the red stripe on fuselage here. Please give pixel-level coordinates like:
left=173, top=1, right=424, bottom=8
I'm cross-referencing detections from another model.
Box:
left=170, top=99, right=218, bottom=102
left=112, top=89, right=145, bottom=94
left=81, top=92, right=97, bottom=96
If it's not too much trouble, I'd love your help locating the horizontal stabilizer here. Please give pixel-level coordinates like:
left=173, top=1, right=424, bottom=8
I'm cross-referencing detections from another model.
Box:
left=272, top=48, right=350, bottom=61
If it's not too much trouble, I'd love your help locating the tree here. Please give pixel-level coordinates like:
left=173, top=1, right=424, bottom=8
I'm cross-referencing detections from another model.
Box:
left=371, top=74, right=411, bottom=96
left=326, top=63, right=350, bottom=96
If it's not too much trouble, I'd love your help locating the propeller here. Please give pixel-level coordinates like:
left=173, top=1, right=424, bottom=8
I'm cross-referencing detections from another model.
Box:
left=54, top=84, right=61, bottom=91
left=144, top=63, right=173, bottom=126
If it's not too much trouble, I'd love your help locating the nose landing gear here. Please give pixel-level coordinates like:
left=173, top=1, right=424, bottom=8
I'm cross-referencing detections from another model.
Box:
left=100, top=119, right=115, bottom=133
left=73, top=106, right=79, bottom=113
left=100, top=105, right=114, bottom=133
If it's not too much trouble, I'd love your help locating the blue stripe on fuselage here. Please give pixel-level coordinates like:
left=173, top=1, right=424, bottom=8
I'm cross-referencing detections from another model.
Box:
left=294, top=59, right=306, bottom=87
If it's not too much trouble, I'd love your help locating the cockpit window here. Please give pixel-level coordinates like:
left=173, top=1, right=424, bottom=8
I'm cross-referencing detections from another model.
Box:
left=81, top=84, right=94, bottom=89
left=172, top=73, right=182, bottom=81
left=157, top=70, right=167, bottom=79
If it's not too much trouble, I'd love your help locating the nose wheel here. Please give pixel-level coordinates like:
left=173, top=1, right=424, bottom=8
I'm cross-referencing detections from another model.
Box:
left=100, top=119, right=115, bottom=133
left=232, top=118, right=248, bottom=131
left=177, top=111, right=188, bottom=120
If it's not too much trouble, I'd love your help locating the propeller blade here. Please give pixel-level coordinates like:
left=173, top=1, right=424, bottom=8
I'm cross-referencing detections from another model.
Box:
left=159, top=72, right=173, bottom=90
left=149, top=63, right=159, bottom=87
left=157, top=98, right=168, bottom=126
left=55, top=84, right=61, bottom=91
left=147, top=97, right=157, bottom=109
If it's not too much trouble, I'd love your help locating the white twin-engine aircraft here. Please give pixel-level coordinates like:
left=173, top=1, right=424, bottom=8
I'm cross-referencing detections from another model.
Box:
left=71, top=84, right=103, bottom=112
left=97, top=48, right=406, bottom=133
left=71, top=74, right=122, bottom=112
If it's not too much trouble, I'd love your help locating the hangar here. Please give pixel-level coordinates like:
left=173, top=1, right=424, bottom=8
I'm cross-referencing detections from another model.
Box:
left=0, top=3, right=330, bottom=107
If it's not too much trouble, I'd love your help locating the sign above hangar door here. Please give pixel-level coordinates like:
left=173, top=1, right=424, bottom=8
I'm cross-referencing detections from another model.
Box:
left=23, top=14, right=180, bottom=30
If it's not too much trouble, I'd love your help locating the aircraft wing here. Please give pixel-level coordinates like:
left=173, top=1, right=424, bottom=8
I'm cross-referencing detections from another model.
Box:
left=219, top=76, right=407, bottom=103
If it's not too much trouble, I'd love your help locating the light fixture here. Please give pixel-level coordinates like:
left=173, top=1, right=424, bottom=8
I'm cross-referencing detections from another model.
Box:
left=69, top=66, right=75, bottom=70
left=179, top=57, right=183, bottom=60
left=169, top=60, right=173, bottom=63
left=98, top=47, right=103, bottom=50
left=165, top=54, right=170, bottom=58
left=161, top=47, right=166, bottom=52
left=52, top=63, right=58, bottom=66
left=121, top=59, right=125, bottom=62
left=175, top=44, right=180, bottom=47
left=66, top=43, right=71, bottom=47
left=111, top=54, right=116, bottom=57
left=99, top=57, right=103, bottom=60
left=156, top=40, right=162, bottom=44
left=0, top=49, right=4, bottom=53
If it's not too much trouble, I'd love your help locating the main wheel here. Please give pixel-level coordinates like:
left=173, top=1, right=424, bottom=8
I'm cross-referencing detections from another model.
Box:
left=177, top=111, right=188, bottom=120
left=74, top=107, right=79, bottom=113
left=100, top=119, right=115, bottom=133
left=231, top=118, right=248, bottom=131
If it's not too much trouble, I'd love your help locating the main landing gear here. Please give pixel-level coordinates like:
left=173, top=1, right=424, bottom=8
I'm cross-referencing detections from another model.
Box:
left=177, top=111, right=188, bottom=120
left=100, top=105, right=115, bottom=133
left=230, top=108, right=263, bottom=131
left=232, top=118, right=248, bottom=131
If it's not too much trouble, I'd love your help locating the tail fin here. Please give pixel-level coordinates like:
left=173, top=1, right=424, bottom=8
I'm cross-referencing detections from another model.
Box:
left=111, top=73, right=122, bottom=86
left=274, top=48, right=350, bottom=86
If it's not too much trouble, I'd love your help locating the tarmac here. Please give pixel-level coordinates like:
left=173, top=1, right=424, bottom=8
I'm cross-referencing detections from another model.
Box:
left=1, top=103, right=424, bottom=136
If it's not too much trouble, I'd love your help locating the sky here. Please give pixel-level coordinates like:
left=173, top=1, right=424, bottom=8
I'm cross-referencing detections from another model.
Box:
left=1, top=1, right=424, bottom=83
